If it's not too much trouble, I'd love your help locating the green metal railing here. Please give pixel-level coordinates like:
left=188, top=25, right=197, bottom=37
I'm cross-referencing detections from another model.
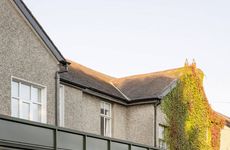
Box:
left=0, top=115, right=159, bottom=150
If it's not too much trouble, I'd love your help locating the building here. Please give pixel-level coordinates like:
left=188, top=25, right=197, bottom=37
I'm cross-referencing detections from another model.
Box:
left=0, top=0, right=162, bottom=149
left=0, top=0, right=229, bottom=150
left=218, top=113, right=230, bottom=150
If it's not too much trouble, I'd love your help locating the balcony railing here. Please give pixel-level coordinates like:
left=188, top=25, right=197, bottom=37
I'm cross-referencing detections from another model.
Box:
left=0, top=115, right=159, bottom=150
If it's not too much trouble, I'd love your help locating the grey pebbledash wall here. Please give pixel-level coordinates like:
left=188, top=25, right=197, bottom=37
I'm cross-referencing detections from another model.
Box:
left=112, top=102, right=127, bottom=140
left=63, top=85, right=127, bottom=137
left=0, top=0, right=59, bottom=125
left=63, top=84, right=157, bottom=146
left=0, top=0, right=164, bottom=147
left=127, top=104, right=155, bottom=146
left=156, top=104, right=167, bottom=146
left=63, top=85, right=84, bottom=131
left=64, top=85, right=101, bottom=134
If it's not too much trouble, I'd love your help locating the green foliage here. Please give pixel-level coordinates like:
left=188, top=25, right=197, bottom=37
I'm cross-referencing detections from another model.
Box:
left=161, top=65, right=213, bottom=150
left=210, top=111, right=225, bottom=150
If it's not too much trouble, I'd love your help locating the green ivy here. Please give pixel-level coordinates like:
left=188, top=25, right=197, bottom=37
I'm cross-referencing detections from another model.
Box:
left=161, top=64, right=222, bottom=150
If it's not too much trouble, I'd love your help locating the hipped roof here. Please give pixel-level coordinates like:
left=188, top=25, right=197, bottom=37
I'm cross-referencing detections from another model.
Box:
left=13, top=0, right=177, bottom=103
left=61, top=60, right=182, bottom=102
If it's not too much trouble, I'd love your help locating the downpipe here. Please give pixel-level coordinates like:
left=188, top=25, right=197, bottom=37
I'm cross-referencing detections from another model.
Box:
left=55, top=63, right=69, bottom=127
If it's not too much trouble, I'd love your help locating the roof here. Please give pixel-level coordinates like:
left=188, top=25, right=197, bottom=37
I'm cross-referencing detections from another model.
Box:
left=61, top=60, right=184, bottom=103
left=13, top=0, right=68, bottom=65
left=113, top=69, right=179, bottom=100
left=60, top=61, right=127, bottom=101
left=216, top=112, right=230, bottom=127
left=11, top=0, right=179, bottom=103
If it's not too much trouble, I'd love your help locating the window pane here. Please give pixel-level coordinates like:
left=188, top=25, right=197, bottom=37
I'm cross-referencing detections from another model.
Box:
left=159, top=126, right=164, bottom=139
left=11, top=98, right=19, bottom=117
left=57, top=132, right=83, bottom=150
left=100, top=102, right=104, bottom=114
left=21, top=84, right=30, bottom=101
left=12, top=81, right=19, bottom=97
left=21, top=102, right=30, bottom=119
left=33, top=104, right=41, bottom=122
left=132, top=146, right=148, bottom=150
left=104, top=103, right=110, bottom=116
left=105, top=109, right=109, bottom=116
left=159, top=139, right=166, bottom=149
left=111, top=142, right=129, bottom=150
left=100, top=108, right=104, bottom=114
left=86, top=137, right=107, bottom=150
left=100, top=116, right=104, bottom=136
left=159, top=125, right=167, bottom=149
left=105, top=118, right=111, bottom=136
left=31, top=87, right=41, bottom=103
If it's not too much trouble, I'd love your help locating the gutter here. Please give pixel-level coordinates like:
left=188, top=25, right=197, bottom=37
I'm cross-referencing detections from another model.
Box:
left=60, top=78, right=128, bottom=103
left=226, top=121, right=230, bottom=128
left=60, top=78, right=163, bottom=106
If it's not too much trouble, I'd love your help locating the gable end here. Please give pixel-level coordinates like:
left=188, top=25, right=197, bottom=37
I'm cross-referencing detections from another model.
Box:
left=13, top=0, right=67, bottom=65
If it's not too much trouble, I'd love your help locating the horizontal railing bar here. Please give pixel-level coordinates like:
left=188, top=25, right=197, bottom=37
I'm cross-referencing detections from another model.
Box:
left=0, top=114, right=159, bottom=150
left=0, top=139, right=53, bottom=150
left=0, top=114, right=56, bottom=130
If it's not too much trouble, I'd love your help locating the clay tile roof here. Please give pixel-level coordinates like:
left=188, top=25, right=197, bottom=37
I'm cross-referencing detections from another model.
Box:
left=60, top=60, right=185, bottom=102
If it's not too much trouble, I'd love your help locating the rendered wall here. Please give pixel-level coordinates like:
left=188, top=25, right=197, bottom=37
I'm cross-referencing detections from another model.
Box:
left=63, top=85, right=128, bottom=139
left=112, top=103, right=127, bottom=140
left=64, top=84, right=158, bottom=146
left=220, top=125, right=230, bottom=150
left=155, top=104, right=167, bottom=147
left=64, top=85, right=100, bottom=134
left=63, top=85, right=83, bottom=130
left=127, top=104, right=155, bottom=146
left=0, top=0, right=59, bottom=125
left=0, top=0, right=167, bottom=148
left=81, top=93, right=101, bottom=134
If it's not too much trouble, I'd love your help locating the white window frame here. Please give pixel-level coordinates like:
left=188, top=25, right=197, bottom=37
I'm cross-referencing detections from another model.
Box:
left=158, top=124, right=167, bottom=149
left=11, top=76, right=47, bottom=123
left=100, top=101, right=112, bottom=137
left=59, top=84, right=65, bottom=127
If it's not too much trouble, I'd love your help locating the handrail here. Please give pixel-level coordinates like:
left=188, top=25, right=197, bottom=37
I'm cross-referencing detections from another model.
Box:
left=0, top=114, right=160, bottom=150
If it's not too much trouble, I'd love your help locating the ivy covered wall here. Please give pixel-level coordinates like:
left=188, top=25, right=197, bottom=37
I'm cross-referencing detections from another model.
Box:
left=161, top=63, right=224, bottom=150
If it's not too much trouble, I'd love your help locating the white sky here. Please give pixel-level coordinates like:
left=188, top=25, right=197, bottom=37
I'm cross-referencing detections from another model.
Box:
left=24, top=0, right=230, bottom=117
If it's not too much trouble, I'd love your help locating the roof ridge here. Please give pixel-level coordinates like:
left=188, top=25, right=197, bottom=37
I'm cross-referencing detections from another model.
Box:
left=116, top=67, right=184, bottom=80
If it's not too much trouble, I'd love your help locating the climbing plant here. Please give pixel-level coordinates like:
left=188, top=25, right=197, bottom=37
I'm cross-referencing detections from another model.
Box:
left=210, top=111, right=225, bottom=150
left=161, top=63, right=224, bottom=150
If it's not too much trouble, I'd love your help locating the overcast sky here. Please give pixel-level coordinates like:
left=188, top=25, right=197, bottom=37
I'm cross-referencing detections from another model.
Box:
left=24, top=0, right=230, bottom=117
